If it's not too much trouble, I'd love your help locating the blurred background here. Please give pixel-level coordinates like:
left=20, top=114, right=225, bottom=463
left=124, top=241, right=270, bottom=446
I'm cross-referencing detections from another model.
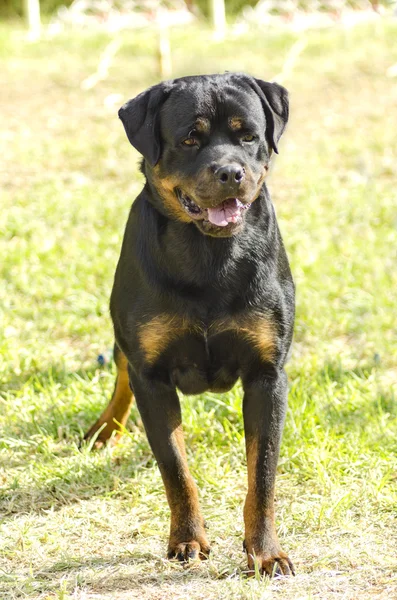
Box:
left=1, top=2, right=397, bottom=599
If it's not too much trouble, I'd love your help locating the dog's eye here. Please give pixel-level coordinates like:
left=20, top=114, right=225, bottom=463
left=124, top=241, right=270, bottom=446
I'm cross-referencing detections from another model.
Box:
left=182, top=137, right=198, bottom=147
left=241, top=134, right=256, bottom=143
left=181, top=129, right=199, bottom=148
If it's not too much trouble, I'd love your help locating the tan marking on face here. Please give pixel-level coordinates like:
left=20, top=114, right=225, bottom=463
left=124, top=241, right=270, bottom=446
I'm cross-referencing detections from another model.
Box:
left=260, top=163, right=270, bottom=181
left=211, top=313, right=276, bottom=363
left=229, top=116, right=243, bottom=131
left=151, top=166, right=192, bottom=223
left=253, top=164, right=269, bottom=199
left=195, top=117, right=210, bottom=134
left=138, top=314, right=203, bottom=363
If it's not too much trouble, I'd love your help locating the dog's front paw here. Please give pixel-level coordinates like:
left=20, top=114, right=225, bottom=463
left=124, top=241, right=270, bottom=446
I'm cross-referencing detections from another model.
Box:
left=244, top=539, right=294, bottom=577
left=167, top=539, right=210, bottom=562
left=167, top=527, right=210, bottom=562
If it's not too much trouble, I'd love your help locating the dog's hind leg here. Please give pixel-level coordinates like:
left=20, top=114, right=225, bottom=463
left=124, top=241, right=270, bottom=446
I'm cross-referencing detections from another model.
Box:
left=84, top=344, right=134, bottom=448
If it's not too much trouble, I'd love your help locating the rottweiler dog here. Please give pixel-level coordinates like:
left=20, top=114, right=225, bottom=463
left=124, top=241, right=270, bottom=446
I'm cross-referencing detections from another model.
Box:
left=84, top=73, right=295, bottom=576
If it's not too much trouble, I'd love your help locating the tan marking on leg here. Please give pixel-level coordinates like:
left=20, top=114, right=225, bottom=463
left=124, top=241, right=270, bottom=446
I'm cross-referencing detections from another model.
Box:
left=244, top=437, right=260, bottom=545
left=84, top=349, right=134, bottom=446
left=244, top=437, right=276, bottom=545
left=166, top=421, right=209, bottom=559
left=244, top=436, right=289, bottom=577
left=168, top=423, right=201, bottom=517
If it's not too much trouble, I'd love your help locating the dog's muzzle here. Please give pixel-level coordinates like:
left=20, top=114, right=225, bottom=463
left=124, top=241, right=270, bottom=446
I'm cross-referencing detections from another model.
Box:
left=176, top=189, right=251, bottom=228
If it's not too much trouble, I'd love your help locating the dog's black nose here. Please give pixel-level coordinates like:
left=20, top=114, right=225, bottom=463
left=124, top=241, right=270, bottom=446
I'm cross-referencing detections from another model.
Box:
left=216, top=164, right=245, bottom=185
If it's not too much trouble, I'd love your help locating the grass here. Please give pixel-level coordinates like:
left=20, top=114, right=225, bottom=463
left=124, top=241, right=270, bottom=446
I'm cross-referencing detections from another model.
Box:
left=1, top=19, right=397, bottom=600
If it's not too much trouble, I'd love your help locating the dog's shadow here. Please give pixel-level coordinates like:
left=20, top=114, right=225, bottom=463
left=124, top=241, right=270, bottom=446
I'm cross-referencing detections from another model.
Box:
left=37, top=549, right=243, bottom=595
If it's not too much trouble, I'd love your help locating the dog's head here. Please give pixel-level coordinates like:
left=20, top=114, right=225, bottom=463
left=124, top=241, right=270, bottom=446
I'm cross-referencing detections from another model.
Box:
left=119, top=73, right=288, bottom=237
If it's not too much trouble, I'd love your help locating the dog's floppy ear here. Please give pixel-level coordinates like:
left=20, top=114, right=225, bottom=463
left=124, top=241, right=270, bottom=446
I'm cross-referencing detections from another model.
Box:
left=250, top=79, right=289, bottom=154
left=118, top=81, right=173, bottom=166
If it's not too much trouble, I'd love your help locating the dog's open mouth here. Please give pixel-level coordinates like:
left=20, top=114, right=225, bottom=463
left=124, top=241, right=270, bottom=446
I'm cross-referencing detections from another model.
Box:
left=176, top=189, right=251, bottom=228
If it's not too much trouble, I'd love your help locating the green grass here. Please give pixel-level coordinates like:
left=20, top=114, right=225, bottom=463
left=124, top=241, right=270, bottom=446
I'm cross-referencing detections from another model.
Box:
left=1, top=20, right=397, bottom=600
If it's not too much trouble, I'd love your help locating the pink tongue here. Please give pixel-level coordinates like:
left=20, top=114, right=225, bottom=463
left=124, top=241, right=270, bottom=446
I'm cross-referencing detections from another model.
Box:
left=207, top=198, right=242, bottom=227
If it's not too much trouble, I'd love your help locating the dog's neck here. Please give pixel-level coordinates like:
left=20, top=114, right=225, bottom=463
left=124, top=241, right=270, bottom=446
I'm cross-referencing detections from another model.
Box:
left=134, top=183, right=278, bottom=297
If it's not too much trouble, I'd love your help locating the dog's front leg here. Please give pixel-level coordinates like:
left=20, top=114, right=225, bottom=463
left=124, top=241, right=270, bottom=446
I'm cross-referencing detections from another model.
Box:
left=129, top=370, right=210, bottom=561
left=242, top=368, right=294, bottom=576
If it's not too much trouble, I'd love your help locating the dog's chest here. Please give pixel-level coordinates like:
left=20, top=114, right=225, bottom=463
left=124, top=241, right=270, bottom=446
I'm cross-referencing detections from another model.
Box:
left=138, top=311, right=277, bottom=394
left=169, top=329, right=239, bottom=394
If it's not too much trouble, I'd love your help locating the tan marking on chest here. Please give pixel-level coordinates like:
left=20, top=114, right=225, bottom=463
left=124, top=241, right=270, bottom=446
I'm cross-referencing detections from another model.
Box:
left=138, top=314, right=203, bottom=363
left=211, top=313, right=277, bottom=363
left=139, top=312, right=276, bottom=364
